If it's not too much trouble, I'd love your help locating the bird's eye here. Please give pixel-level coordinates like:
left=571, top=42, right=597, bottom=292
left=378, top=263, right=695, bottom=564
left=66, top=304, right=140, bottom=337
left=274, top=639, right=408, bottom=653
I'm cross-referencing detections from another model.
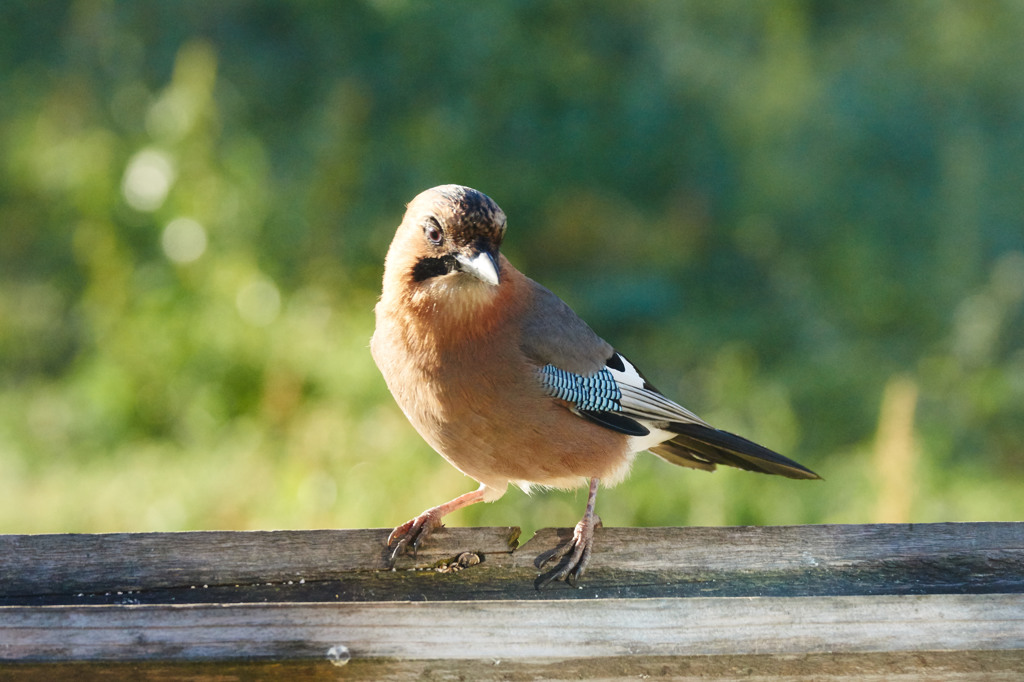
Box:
left=424, top=220, right=443, bottom=245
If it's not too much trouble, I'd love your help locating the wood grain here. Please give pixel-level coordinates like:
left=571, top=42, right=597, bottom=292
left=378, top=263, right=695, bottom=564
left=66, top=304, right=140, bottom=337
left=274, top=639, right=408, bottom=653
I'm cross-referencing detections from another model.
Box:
left=2, top=594, right=1022, bottom=662
left=4, top=652, right=1024, bottom=682
left=2, top=522, right=1022, bottom=677
left=0, top=527, right=520, bottom=598
left=2, top=523, right=1021, bottom=604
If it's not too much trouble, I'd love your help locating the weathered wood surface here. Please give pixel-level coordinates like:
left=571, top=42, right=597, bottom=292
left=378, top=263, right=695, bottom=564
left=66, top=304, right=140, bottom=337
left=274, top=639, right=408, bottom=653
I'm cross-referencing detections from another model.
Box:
left=4, top=652, right=1024, bottom=682
left=2, top=593, right=1023, bottom=661
left=3, top=522, right=1022, bottom=603
left=1, top=522, right=1022, bottom=679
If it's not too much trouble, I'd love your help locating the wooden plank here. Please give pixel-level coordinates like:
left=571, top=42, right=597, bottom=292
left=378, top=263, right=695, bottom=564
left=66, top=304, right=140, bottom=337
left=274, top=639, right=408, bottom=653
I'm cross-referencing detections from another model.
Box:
left=2, top=523, right=1022, bottom=604
left=3, top=651, right=1024, bottom=682
left=2, top=524, right=1023, bottom=677
left=0, top=527, right=520, bottom=598
left=1, top=594, right=1022, bottom=662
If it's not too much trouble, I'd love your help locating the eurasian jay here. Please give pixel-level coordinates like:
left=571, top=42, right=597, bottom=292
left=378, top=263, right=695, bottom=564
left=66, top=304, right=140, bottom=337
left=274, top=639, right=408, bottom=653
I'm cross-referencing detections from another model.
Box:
left=371, top=184, right=819, bottom=586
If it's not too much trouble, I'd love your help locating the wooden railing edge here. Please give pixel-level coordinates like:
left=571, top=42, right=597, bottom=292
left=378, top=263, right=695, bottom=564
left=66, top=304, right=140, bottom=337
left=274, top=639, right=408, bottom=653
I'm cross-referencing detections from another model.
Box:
left=1, top=522, right=1023, bottom=676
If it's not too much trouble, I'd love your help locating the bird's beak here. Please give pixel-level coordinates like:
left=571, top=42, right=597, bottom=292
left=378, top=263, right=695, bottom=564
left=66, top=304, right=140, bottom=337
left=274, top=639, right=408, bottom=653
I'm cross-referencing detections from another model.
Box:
left=454, top=248, right=500, bottom=286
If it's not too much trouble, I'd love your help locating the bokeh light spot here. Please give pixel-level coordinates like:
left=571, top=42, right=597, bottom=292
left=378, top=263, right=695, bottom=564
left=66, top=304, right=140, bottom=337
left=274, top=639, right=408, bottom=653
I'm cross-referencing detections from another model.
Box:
left=161, top=217, right=207, bottom=264
left=236, top=277, right=281, bottom=327
left=122, top=148, right=175, bottom=211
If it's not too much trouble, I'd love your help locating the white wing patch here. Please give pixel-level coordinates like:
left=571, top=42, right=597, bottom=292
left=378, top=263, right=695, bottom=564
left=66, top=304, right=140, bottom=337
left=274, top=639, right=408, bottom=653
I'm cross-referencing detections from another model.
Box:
left=602, top=351, right=705, bottom=454
left=605, top=352, right=705, bottom=425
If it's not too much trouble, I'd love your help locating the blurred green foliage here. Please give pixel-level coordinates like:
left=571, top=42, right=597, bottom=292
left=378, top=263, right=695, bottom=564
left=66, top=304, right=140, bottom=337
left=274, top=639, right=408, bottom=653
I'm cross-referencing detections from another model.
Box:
left=1, top=1, right=1022, bottom=535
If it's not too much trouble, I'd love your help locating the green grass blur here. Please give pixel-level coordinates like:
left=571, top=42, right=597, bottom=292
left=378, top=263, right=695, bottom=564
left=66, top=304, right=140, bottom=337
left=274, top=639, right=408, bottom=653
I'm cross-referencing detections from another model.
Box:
left=1, top=1, right=1022, bottom=536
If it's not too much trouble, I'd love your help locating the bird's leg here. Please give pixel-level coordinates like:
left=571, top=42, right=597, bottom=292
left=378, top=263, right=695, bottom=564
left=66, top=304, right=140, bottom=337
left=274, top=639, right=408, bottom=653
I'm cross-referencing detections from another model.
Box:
left=386, top=486, right=488, bottom=566
left=535, top=477, right=601, bottom=588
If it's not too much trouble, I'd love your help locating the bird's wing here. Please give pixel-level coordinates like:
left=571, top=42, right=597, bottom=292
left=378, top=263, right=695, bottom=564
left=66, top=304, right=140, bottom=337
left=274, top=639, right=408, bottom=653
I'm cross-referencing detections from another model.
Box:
left=537, top=349, right=704, bottom=435
left=538, top=350, right=820, bottom=480
left=518, top=277, right=706, bottom=434
left=518, top=278, right=818, bottom=480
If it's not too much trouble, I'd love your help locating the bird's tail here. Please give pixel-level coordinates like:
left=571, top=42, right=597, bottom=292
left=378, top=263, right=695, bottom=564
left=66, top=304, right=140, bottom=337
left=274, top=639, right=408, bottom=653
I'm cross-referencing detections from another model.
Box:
left=649, top=422, right=820, bottom=480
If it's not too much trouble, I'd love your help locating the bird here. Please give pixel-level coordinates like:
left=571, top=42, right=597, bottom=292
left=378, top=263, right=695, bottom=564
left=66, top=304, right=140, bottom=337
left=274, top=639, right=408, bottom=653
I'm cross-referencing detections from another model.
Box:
left=370, top=184, right=820, bottom=587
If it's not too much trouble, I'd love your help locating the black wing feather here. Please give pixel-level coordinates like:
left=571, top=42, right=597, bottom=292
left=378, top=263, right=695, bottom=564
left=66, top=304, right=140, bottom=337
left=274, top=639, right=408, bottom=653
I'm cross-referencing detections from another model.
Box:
left=654, top=422, right=820, bottom=480
left=578, top=410, right=651, bottom=437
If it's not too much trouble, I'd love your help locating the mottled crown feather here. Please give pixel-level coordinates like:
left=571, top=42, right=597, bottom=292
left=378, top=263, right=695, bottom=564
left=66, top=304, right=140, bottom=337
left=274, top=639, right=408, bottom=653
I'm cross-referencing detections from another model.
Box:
left=424, top=185, right=507, bottom=249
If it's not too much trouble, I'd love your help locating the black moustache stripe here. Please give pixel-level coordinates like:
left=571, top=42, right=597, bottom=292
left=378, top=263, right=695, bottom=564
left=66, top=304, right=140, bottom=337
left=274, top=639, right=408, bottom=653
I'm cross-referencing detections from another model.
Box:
left=411, top=255, right=458, bottom=282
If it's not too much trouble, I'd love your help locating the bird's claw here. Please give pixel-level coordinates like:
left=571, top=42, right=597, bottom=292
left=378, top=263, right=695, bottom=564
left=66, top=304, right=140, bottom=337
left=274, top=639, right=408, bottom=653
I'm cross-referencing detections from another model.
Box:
left=535, top=515, right=602, bottom=588
left=386, top=510, right=443, bottom=566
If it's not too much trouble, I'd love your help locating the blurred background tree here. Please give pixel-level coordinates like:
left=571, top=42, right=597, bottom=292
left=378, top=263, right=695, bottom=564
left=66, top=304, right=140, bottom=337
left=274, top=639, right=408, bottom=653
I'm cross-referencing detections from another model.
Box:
left=1, top=0, right=1022, bottom=535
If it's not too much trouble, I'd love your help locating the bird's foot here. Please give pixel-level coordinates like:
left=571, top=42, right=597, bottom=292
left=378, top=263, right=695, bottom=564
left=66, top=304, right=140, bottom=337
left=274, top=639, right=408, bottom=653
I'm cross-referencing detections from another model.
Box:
left=535, top=514, right=602, bottom=588
left=384, top=487, right=490, bottom=568
left=386, top=509, right=444, bottom=567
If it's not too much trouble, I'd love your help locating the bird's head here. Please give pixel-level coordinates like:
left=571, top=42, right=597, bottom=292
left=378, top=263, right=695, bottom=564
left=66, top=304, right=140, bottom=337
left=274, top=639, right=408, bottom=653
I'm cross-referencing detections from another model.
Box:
left=382, top=185, right=508, bottom=313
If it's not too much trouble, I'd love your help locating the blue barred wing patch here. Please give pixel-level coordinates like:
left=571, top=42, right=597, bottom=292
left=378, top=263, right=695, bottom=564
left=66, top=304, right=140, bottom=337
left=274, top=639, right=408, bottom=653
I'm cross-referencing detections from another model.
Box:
left=540, top=364, right=621, bottom=412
